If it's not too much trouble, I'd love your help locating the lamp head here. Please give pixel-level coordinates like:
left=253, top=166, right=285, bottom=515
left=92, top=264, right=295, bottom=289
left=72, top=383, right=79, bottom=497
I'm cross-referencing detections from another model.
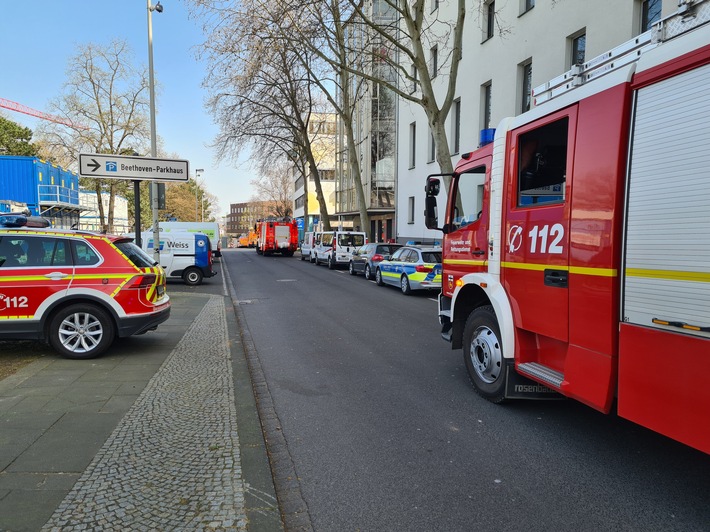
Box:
left=154, top=1, right=163, bottom=13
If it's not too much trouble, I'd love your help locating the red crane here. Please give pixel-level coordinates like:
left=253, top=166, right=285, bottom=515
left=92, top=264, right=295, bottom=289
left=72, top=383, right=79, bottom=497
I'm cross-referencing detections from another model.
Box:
left=0, top=97, right=88, bottom=129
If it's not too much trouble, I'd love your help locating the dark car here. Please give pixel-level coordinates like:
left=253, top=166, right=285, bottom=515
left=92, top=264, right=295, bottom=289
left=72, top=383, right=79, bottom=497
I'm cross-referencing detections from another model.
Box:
left=349, top=242, right=403, bottom=280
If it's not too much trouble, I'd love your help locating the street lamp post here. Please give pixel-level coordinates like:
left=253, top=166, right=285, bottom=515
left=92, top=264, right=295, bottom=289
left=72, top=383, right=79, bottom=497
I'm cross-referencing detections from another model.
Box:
left=195, top=168, right=204, bottom=222
left=147, top=0, right=163, bottom=263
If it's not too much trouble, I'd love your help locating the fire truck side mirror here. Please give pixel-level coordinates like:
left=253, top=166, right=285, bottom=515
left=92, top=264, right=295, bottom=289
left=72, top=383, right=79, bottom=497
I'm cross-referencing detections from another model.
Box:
left=425, top=177, right=440, bottom=197
left=425, top=196, right=439, bottom=230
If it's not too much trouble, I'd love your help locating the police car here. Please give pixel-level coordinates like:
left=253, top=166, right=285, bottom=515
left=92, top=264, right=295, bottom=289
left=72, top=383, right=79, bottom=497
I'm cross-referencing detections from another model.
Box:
left=374, top=245, right=442, bottom=295
left=0, top=214, right=170, bottom=359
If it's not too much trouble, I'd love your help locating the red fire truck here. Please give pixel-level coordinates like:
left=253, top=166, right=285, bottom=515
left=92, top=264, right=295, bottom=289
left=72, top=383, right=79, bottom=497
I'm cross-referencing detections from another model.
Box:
left=425, top=0, right=710, bottom=454
left=255, top=217, right=299, bottom=256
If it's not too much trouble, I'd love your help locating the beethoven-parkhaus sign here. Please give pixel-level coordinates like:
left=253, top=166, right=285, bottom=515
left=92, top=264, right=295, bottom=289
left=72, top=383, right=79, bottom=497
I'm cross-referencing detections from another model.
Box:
left=79, top=153, right=189, bottom=182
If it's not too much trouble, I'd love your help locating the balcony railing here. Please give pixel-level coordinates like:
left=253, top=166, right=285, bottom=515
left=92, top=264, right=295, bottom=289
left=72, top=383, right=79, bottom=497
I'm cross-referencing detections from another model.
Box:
left=38, top=184, right=79, bottom=206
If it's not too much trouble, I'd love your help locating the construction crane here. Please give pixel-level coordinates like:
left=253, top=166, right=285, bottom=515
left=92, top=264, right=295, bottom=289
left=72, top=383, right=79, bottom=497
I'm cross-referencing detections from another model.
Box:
left=0, top=97, right=88, bottom=129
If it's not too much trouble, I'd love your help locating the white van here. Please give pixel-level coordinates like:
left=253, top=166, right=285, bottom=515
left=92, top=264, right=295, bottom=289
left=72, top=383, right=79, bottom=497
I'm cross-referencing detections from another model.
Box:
left=128, top=231, right=218, bottom=286
left=312, top=231, right=334, bottom=266
left=314, top=231, right=367, bottom=269
left=300, top=231, right=319, bottom=262
left=158, top=222, right=222, bottom=257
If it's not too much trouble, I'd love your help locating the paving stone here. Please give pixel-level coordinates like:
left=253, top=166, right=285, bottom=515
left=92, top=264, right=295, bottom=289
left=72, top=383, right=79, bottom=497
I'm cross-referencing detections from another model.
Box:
left=41, top=296, right=248, bottom=531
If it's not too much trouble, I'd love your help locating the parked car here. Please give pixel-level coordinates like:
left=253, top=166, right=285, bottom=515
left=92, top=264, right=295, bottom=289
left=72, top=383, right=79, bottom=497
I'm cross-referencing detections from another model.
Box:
left=375, top=246, right=443, bottom=295
left=0, top=214, right=171, bottom=359
left=349, top=242, right=403, bottom=280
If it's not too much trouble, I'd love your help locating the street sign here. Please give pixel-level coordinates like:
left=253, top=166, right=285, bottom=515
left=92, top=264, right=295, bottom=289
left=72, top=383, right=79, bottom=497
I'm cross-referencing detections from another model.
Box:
left=79, top=153, right=189, bottom=182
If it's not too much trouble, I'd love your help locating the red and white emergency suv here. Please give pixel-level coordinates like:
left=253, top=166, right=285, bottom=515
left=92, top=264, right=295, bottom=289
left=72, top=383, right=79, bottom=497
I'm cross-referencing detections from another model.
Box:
left=0, top=215, right=170, bottom=359
left=255, top=217, right=299, bottom=256
left=425, top=0, right=710, bottom=454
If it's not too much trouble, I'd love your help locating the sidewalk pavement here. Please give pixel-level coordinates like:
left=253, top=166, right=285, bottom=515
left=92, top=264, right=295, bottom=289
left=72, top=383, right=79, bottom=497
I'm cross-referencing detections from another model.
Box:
left=0, top=291, right=283, bottom=532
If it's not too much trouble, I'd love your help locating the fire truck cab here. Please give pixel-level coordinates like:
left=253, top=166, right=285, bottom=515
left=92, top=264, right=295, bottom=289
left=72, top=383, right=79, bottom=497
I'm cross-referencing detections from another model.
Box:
left=425, top=0, right=710, bottom=454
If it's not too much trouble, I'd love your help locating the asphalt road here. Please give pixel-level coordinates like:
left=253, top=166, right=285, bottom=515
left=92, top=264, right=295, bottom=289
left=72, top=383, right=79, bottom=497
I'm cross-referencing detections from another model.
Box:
left=222, top=248, right=710, bottom=532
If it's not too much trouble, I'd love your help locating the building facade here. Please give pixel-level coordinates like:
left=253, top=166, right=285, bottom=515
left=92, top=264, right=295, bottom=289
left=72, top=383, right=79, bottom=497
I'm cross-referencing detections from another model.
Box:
left=293, top=113, right=337, bottom=237
left=336, top=0, right=398, bottom=242
left=226, top=201, right=279, bottom=236
left=396, top=0, right=668, bottom=243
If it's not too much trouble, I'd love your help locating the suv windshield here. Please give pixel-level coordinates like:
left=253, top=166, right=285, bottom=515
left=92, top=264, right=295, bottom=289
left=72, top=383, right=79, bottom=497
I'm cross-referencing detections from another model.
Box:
left=115, top=240, right=157, bottom=268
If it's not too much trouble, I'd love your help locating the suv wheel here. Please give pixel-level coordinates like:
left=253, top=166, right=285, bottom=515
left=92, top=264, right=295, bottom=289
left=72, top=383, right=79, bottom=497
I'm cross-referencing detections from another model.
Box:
left=48, top=303, right=115, bottom=359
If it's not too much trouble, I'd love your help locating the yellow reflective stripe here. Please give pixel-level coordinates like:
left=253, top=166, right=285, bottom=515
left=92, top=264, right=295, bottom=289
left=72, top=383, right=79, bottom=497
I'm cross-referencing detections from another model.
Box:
left=569, top=266, right=617, bottom=277
left=626, top=268, right=710, bottom=283
left=444, top=259, right=487, bottom=266
left=502, top=261, right=561, bottom=272
left=0, top=275, right=59, bottom=282
left=0, top=315, right=34, bottom=319
left=72, top=274, right=134, bottom=280
left=501, top=262, right=617, bottom=277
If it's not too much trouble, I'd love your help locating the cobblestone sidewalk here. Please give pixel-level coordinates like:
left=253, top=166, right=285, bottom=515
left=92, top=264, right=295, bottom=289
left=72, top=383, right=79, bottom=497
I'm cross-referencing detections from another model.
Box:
left=42, top=296, right=247, bottom=531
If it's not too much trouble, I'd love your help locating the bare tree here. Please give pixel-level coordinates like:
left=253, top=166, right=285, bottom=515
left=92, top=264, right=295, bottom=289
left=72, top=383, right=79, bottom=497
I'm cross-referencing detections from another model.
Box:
left=188, top=0, right=334, bottom=230
left=36, top=40, right=151, bottom=232
left=251, top=158, right=294, bottom=218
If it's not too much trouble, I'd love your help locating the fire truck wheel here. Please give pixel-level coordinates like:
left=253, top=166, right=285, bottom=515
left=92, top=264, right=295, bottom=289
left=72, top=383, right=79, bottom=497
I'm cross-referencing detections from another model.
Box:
left=375, top=268, right=384, bottom=286
left=183, top=267, right=204, bottom=286
left=463, top=305, right=507, bottom=403
left=400, top=275, right=412, bottom=295
left=48, top=303, right=115, bottom=360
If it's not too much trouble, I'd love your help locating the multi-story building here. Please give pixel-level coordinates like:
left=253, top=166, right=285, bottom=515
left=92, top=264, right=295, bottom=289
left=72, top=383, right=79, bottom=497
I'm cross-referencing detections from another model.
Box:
left=336, top=0, right=397, bottom=242
left=293, top=113, right=337, bottom=237
left=396, top=0, right=668, bottom=243
left=226, top=201, right=278, bottom=236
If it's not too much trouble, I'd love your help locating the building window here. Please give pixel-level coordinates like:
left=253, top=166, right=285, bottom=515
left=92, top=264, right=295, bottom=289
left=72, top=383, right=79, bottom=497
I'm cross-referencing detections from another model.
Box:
left=430, top=45, right=438, bottom=77
left=410, top=64, right=419, bottom=94
left=409, top=122, right=417, bottom=169
left=428, top=131, right=436, bottom=163
left=431, top=0, right=439, bottom=12
left=641, top=0, right=662, bottom=32
left=481, top=82, right=492, bottom=130
left=522, top=0, right=534, bottom=13
left=486, top=1, right=495, bottom=40
left=521, top=60, right=533, bottom=113
left=452, top=98, right=461, bottom=155
left=408, top=196, right=415, bottom=224
left=571, top=32, right=586, bottom=66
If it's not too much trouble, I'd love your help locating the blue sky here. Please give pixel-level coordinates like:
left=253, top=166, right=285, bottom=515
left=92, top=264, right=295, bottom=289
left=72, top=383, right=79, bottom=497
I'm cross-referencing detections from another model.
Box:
left=0, top=0, right=257, bottom=215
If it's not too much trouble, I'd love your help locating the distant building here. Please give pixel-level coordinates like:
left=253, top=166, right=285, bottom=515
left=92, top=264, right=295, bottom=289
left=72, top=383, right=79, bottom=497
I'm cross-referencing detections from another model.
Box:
left=226, top=201, right=278, bottom=236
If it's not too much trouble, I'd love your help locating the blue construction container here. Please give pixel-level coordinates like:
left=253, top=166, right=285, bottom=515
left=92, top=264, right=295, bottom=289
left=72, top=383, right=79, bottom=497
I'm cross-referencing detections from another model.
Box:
left=0, top=156, right=79, bottom=214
